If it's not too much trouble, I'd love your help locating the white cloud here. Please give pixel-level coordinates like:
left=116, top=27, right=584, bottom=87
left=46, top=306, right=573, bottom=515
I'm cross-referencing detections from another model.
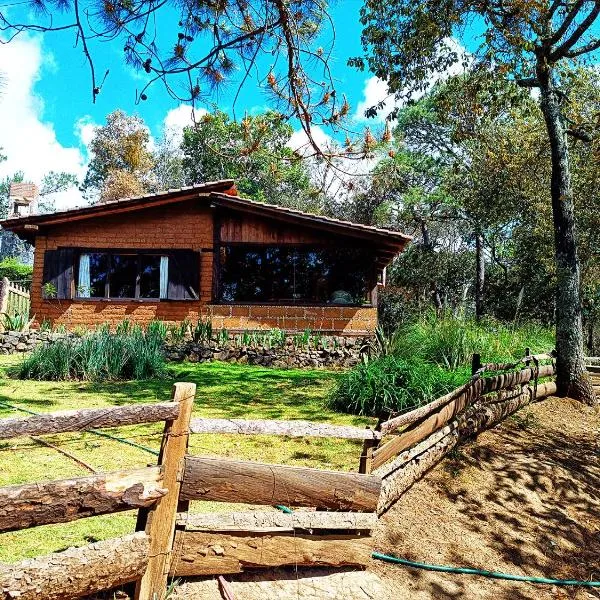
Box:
left=0, top=36, right=88, bottom=210
left=353, top=38, right=471, bottom=123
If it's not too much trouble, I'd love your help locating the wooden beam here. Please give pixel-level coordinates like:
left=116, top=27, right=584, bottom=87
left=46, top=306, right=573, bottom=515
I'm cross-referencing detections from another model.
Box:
left=371, top=381, right=482, bottom=471
left=377, top=429, right=459, bottom=514
left=0, top=467, right=164, bottom=532
left=380, top=379, right=484, bottom=436
left=176, top=511, right=377, bottom=533
left=134, top=382, right=196, bottom=600
left=0, top=532, right=149, bottom=600
left=0, top=402, right=180, bottom=440
left=189, top=417, right=382, bottom=440
left=180, top=456, right=381, bottom=511
left=170, top=530, right=373, bottom=576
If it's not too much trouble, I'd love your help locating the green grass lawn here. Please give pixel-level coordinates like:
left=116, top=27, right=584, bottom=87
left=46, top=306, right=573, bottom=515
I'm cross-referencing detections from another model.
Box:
left=0, top=356, right=375, bottom=562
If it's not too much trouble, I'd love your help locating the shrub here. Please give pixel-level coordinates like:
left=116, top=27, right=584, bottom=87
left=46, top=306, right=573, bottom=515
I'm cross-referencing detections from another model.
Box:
left=328, top=355, right=464, bottom=417
left=0, top=258, right=33, bottom=287
left=329, top=313, right=555, bottom=417
left=392, top=312, right=555, bottom=368
left=18, top=324, right=166, bottom=381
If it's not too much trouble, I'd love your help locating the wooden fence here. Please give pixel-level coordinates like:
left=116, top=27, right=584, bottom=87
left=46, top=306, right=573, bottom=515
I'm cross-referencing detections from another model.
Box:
left=0, top=350, right=558, bottom=599
left=367, top=350, right=557, bottom=513
left=0, top=383, right=381, bottom=600
left=0, top=277, right=30, bottom=326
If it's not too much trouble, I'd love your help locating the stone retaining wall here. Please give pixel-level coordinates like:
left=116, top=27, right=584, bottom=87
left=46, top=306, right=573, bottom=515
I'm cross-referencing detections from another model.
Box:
left=0, top=330, right=368, bottom=369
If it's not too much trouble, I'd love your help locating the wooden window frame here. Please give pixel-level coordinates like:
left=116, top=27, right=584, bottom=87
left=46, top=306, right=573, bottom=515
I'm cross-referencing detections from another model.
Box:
left=213, top=242, right=377, bottom=308
left=74, top=249, right=166, bottom=302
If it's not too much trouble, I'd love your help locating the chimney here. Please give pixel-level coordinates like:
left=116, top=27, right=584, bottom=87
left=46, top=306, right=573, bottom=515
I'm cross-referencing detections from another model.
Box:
left=8, top=182, right=39, bottom=217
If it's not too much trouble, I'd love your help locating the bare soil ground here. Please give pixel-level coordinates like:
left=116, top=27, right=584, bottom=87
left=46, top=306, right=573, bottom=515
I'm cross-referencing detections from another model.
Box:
left=167, top=395, right=599, bottom=600
left=372, top=395, right=600, bottom=600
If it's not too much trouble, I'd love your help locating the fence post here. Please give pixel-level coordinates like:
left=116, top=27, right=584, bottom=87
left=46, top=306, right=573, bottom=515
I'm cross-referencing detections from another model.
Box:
left=134, top=382, right=196, bottom=600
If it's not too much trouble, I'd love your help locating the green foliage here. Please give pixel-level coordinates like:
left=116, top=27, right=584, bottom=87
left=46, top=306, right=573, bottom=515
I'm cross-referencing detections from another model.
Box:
left=0, top=258, right=32, bottom=286
left=329, top=354, right=463, bottom=417
left=2, top=312, right=34, bottom=332
left=392, top=313, right=555, bottom=368
left=330, top=313, right=554, bottom=417
left=18, top=325, right=166, bottom=381
left=181, top=111, right=320, bottom=210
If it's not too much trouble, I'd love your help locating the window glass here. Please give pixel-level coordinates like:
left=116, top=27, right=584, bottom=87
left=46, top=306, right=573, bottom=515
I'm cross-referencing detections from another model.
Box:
left=218, top=246, right=374, bottom=305
left=78, top=253, right=110, bottom=298
left=139, top=255, right=161, bottom=298
left=110, top=254, right=138, bottom=298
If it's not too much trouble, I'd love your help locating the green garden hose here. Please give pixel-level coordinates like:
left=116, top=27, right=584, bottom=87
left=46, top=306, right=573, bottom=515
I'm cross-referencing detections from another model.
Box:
left=371, top=552, right=600, bottom=587
left=273, top=506, right=599, bottom=588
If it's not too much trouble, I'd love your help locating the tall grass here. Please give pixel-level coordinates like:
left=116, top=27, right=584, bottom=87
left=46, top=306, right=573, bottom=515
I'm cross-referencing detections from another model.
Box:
left=18, top=323, right=166, bottom=381
left=329, top=355, right=464, bottom=416
left=329, top=313, right=555, bottom=417
left=391, top=313, right=555, bottom=369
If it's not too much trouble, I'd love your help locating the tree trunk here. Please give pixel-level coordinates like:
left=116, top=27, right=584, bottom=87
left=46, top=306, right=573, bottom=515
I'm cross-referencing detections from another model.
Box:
left=537, top=62, right=596, bottom=404
left=419, top=217, right=443, bottom=311
left=475, top=231, right=485, bottom=320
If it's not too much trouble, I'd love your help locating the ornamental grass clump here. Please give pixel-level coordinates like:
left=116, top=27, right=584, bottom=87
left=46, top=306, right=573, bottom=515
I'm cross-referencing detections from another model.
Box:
left=329, top=313, right=554, bottom=417
left=18, top=323, right=166, bottom=381
left=328, top=355, right=464, bottom=417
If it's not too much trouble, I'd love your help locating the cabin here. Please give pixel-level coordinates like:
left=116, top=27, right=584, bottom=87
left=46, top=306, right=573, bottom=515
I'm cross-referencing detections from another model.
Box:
left=0, top=180, right=411, bottom=335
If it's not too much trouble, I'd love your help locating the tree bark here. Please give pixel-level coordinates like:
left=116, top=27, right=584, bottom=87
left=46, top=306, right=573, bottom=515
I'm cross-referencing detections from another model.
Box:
left=419, top=217, right=444, bottom=311
left=537, top=59, right=597, bottom=404
left=475, top=230, right=485, bottom=320
left=0, top=467, right=165, bottom=532
left=0, top=532, right=149, bottom=600
left=180, top=456, right=381, bottom=511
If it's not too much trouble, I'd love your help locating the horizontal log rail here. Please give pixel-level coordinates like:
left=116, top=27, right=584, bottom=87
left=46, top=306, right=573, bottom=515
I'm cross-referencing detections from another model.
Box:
left=376, top=380, right=557, bottom=514
left=0, top=466, right=165, bottom=532
left=380, top=361, right=556, bottom=436
left=180, top=455, right=381, bottom=511
left=170, top=529, right=373, bottom=576
left=176, top=510, right=377, bottom=532
left=0, top=532, right=149, bottom=600
left=190, top=417, right=381, bottom=440
left=0, top=401, right=180, bottom=440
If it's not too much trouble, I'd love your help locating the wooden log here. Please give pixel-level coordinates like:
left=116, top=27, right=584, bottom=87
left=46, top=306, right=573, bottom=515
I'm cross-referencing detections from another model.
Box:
left=180, top=456, right=381, bottom=511
left=135, top=382, right=196, bottom=600
left=380, top=361, right=555, bottom=436
left=176, top=511, right=377, bottom=533
left=376, top=381, right=557, bottom=513
left=0, top=467, right=165, bottom=532
left=170, top=530, right=373, bottom=576
left=482, top=364, right=554, bottom=393
left=586, top=364, right=600, bottom=374
left=190, top=418, right=382, bottom=440
left=0, top=532, right=149, bottom=600
left=373, top=421, right=458, bottom=479
left=371, top=379, right=483, bottom=471
left=377, top=429, right=459, bottom=514
left=379, top=380, right=478, bottom=435
left=0, top=401, right=180, bottom=440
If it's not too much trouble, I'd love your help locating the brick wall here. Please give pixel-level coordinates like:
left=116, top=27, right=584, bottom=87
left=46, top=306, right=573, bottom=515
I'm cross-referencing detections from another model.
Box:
left=31, top=201, right=378, bottom=335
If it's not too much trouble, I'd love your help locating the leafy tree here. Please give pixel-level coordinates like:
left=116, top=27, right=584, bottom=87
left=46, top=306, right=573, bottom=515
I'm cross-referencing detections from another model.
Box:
left=181, top=111, right=320, bottom=210
left=82, top=110, right=154, bottom=202
left=356, top=2, right=600, bottom=403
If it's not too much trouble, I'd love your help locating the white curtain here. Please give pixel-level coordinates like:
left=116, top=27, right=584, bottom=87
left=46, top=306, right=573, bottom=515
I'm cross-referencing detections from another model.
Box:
left=78, top=254, right=91, bottom=297
left=160, top=256, right=169, bottom=299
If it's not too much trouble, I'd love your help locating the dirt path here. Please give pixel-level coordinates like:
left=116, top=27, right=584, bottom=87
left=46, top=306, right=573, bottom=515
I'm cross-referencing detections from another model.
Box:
left=372, top=396, right=600, bottom=600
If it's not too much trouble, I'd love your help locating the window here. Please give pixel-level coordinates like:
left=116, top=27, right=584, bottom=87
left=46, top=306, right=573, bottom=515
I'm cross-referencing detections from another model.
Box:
left=72, top=250, right=199, bottom=300
left=217, top=245, right=375, bottom=305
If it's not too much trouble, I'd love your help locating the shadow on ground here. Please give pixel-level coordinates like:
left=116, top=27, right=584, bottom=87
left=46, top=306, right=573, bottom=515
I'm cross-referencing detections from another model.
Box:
left=374, top=397, right=600, bottom=600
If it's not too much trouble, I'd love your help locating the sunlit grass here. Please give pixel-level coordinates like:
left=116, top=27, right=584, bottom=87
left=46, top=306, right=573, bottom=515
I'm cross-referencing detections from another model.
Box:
left=0, top=356, right=371, bottom=562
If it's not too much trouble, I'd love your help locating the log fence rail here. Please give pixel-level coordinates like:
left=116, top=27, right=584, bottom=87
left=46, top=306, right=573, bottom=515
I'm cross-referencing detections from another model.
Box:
left=0, top=347, right=559, bottom=600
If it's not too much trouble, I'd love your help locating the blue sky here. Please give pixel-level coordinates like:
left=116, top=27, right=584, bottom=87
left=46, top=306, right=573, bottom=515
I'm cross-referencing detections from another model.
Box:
left=0, top=1, right=470, bottom=208
left=4, top=1, right=370, bottom=147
